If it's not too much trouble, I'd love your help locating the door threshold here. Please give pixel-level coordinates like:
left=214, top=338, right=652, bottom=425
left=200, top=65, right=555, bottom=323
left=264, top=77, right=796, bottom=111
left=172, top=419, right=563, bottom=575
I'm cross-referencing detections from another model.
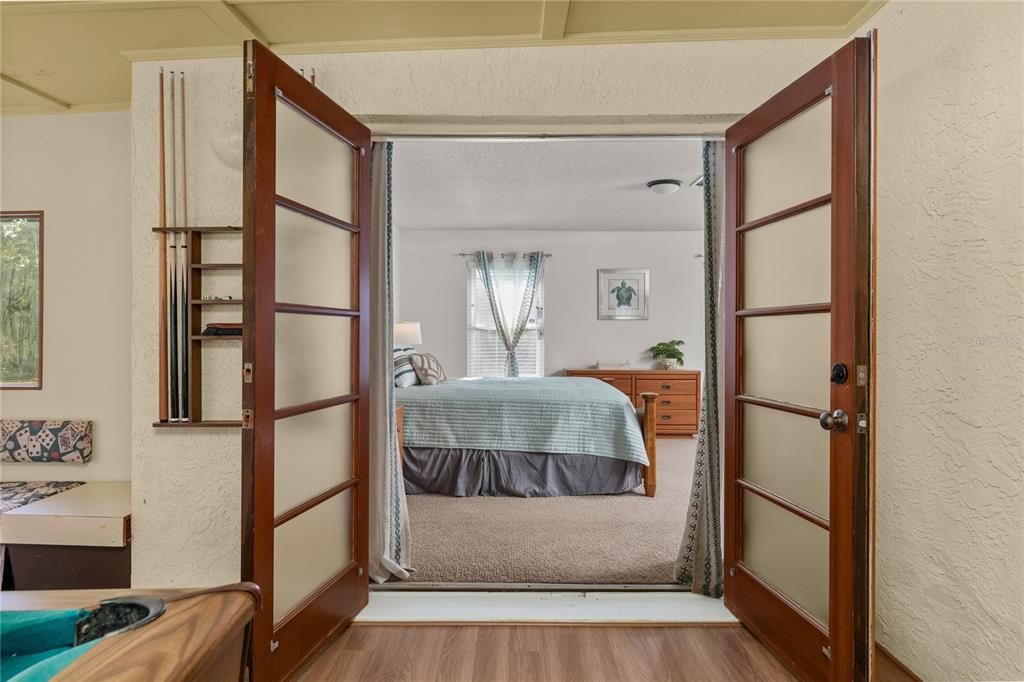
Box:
left=357, top=590, right=735, bottom=624
left=372, top=582, right=690, bottom=592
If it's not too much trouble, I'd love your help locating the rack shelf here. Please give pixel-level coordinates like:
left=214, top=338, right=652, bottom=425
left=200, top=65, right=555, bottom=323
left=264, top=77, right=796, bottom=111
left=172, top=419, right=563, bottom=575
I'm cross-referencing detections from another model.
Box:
left=191, top=263, right=242, bottom=270
left=151, top=226, right=242, bottom=234
left=156, top=220, right=244, bottom=428
left=152, top=420, right=242, bottom=428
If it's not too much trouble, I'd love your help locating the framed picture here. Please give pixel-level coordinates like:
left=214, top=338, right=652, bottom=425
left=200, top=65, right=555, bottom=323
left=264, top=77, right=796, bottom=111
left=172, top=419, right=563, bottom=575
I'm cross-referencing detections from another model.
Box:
left=597, top=268, right=649, bottom=320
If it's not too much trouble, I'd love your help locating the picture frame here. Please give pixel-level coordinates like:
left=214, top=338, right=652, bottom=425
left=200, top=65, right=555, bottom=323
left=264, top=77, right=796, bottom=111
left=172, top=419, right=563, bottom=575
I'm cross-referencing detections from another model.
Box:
left=597, top=268, right=649, bottom=320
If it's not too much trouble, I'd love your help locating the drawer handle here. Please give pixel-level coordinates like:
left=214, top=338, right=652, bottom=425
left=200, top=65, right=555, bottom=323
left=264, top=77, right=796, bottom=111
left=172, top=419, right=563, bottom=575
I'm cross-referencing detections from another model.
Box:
left=661, top=400, right=671, bottom=405
left=601, top=378, right=616, bottom=382
left=661, top=415, right=671, bottom=420
left=661, top=384, right=672, bottom=390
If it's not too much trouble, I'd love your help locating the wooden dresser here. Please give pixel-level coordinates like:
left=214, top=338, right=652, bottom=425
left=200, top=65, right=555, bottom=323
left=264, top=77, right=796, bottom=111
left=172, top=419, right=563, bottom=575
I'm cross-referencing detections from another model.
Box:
left=564, top=368, right=701, bottom=436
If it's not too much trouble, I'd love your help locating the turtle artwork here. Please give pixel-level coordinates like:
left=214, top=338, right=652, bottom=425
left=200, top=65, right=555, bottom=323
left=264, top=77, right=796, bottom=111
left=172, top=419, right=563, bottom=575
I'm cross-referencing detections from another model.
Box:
left=611, top=279, right=638, bottom=308
left=597, top=269, right=650, bottom=320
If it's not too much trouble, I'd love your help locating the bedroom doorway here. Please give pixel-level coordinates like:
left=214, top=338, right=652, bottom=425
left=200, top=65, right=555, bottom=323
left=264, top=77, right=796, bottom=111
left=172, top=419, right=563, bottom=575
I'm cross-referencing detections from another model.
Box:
left=381, top=136, right=710, bottom=589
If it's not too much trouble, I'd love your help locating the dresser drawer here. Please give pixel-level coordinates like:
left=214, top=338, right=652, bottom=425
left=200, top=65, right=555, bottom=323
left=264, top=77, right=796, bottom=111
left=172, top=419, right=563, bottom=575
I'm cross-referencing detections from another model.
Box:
left=655, top=409, right=698, bottom=429
left=638, top=394, right=697, bottom=411
left=637, top=378, right=697, bottom=395
left=588, top=376, right=633, bottom=397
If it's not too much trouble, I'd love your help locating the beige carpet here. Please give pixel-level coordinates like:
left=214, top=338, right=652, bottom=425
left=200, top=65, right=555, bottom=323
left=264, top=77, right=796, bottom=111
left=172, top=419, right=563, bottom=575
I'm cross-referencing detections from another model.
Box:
left=406, top=438, right=695, bottom=584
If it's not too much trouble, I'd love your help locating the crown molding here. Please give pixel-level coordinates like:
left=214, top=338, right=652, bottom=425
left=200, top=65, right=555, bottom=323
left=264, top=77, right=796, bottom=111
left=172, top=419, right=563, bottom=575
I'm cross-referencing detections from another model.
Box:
left=843, top=0, right=888, bottom=35
left=2, top=101, right=130, bottom=116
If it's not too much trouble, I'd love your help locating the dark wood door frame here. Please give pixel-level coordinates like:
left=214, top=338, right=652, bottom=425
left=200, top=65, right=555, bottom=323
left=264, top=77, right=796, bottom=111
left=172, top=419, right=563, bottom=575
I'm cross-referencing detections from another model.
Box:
left=723, top=38, right=873, bottom=682
left=241, top=39, right=372, bottom=682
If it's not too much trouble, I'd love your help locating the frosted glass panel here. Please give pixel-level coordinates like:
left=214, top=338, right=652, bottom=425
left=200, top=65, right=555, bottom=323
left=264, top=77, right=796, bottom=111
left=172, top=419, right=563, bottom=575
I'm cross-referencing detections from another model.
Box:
left=276, top=97, right=355, bottom=223
left=743, top=205, right=831, bottom=309
left=743, top=404, right=829, bottom=518
left=275, top=205, right=354, bottom=310
left=743, top=313, right=830, bottom=408
left=273, top=490, right=352, bottom=623
left=744, top=98, right=831, bottom=222
left=744, top=491, right=829, bottom=625
left=275, top=313, right=352, bottom=409
left=274, top=403, right=354, bottom=516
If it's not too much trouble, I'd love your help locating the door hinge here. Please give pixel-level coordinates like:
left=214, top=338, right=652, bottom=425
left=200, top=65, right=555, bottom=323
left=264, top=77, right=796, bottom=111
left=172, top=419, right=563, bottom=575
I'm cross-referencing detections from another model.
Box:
left=245, top=60, right=255, bottom=94
left=729, top=567, right=736, bottom=577
left=357, top=565, right=364, bottom=577
left=822, top=645, right=831, bottom=659
left=243, top=362, right=253, bottom=383
left=856, top=413, right=868, bottom=434
left=242, top=409, right=253, bottom=429
left=825, top=84, right=833, bottom=96
left=856, top=364, right=869, bottom=386
left=270, top=639, right=279, bottom=653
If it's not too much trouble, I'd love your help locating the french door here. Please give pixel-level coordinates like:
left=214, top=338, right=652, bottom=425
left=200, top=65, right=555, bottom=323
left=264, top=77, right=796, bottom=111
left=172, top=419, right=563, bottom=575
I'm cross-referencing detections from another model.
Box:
left=241, top=40, right=372, bottom=681
left=724, top=38, right=873, bottom=681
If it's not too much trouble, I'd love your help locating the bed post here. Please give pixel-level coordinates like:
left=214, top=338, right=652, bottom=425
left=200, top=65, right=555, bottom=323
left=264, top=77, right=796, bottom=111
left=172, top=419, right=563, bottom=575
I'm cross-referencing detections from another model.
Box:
left=639, top=392, right=657, bottom=497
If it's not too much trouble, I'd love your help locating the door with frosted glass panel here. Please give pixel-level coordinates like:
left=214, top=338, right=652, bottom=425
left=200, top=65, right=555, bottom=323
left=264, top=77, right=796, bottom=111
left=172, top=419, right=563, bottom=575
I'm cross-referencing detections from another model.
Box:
left=724, top=38, right=873, bottom=681
left=242, top=40, right=371, bottom=682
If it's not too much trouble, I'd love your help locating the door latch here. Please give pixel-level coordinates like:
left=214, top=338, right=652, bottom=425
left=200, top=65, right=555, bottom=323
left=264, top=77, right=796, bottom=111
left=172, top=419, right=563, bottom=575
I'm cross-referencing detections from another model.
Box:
left=270, top=639, right=279, bottom=653
left=242, top=409, right=253, bottom=429
left=243, top=363, right=253, bottom=383
left=822, top=645, right=831, bottom=659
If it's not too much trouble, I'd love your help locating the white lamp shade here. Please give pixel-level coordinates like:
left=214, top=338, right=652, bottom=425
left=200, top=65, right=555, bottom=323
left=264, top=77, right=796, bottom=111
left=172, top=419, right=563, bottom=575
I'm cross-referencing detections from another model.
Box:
left=394, top=321, right=423, bottom=346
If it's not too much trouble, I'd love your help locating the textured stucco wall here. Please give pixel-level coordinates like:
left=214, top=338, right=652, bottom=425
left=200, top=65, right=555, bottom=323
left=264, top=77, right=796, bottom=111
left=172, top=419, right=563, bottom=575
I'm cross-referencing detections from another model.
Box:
left=0, top=112, right=132, bottom=482
left=862, top=2, right=1024, bottom=679
left=129, top=36, right=840, bottom=588
left=128, top=8, right=1024, bottom=679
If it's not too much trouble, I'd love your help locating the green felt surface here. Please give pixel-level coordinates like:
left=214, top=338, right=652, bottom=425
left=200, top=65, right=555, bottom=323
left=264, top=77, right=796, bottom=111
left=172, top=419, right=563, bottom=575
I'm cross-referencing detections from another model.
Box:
left=0, top=609, right=96, bottom=682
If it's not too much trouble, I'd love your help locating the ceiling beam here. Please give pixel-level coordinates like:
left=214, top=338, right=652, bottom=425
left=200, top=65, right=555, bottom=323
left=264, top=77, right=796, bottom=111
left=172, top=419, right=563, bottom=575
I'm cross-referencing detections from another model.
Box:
left=1, top=74, right=70, bottom=111
left=539, top=0, right=571, bottom=40
left=199, top=1, right=269, bottom=45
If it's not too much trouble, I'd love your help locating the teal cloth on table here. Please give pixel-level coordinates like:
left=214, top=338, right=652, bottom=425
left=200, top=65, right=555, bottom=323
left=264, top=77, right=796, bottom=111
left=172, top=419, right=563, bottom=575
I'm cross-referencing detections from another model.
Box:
left=1, top=609, right=99, bottom=681
left=395, top=377, right=648, bottom=465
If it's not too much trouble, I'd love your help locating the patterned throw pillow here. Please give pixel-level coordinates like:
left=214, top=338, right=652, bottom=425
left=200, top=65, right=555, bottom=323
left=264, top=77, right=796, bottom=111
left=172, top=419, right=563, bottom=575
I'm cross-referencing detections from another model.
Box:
left=410, top=353, right=447, bottom=385
left=393, top=346, right=420, bottom=388
left=0, top=420, right=94, bottom=463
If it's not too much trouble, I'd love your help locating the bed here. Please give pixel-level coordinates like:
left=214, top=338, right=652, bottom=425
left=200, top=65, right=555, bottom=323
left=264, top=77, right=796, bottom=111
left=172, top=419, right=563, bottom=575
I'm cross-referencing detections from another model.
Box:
left=396, top=377, right=658, bottom=497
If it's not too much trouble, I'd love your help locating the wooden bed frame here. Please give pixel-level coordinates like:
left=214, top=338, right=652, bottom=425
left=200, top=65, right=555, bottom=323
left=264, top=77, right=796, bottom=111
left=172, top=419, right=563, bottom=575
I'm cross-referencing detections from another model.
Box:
left=637, top=392, right=658, bottom=497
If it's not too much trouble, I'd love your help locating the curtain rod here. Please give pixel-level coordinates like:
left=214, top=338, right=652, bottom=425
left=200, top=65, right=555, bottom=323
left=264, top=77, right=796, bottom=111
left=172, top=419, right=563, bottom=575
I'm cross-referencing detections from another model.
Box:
left=457, top=252, right=553, bottom=257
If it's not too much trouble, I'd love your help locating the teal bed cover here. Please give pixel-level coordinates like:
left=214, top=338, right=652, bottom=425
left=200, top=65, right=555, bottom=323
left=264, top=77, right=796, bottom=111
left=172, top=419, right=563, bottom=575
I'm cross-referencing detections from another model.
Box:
left=395, top=377, right=649, bottom=466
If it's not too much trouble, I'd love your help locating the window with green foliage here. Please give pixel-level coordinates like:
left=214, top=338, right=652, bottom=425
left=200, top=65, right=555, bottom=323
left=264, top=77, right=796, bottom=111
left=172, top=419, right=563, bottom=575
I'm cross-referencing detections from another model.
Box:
left=1, top=212, right=43, bottom=389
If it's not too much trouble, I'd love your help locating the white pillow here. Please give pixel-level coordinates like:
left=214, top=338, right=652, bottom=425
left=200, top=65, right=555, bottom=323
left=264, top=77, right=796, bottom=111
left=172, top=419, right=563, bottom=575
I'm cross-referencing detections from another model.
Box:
left=393, top=346, right=420, bottom=388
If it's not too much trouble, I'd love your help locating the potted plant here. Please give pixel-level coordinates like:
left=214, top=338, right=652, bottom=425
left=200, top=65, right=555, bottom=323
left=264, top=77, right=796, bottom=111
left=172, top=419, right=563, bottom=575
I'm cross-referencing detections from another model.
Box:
left=648, top=339, right=685, bottom=369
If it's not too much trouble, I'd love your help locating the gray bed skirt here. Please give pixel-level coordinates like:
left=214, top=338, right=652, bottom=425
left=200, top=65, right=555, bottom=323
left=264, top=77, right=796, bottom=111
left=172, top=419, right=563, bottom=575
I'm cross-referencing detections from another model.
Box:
left=402, top=447, right=644, bottom=497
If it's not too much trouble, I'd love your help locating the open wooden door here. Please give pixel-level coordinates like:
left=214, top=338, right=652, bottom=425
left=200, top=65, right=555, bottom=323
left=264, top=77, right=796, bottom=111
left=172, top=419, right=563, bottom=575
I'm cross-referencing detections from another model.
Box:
left=241, top=40, right=372, bottom=681
left=724, top=38, right=873, bottom=681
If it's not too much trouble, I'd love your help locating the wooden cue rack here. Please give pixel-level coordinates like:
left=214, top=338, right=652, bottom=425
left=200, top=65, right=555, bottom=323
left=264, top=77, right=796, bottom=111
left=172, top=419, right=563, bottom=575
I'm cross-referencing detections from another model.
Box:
left=152, top=225, right=243, bottom=428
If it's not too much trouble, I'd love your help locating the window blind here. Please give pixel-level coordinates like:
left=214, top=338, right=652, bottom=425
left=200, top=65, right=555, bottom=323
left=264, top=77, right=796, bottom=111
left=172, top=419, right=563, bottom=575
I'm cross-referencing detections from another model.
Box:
left=467, top=262, right=544, bottom=377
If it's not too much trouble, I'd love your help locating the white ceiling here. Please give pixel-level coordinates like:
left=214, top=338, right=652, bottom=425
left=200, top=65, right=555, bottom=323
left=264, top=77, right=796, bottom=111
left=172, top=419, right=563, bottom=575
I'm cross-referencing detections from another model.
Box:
left=393, top=138, right=704, bottom=232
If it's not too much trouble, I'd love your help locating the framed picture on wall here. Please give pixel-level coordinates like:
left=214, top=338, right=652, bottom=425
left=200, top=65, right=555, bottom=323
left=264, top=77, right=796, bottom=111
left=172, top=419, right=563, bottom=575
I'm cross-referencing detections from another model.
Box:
left=597, top=268, right=649, bottom=320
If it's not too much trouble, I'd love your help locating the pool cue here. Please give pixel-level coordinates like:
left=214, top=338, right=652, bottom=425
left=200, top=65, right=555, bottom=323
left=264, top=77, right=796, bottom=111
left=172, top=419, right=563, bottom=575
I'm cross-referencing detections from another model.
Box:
left=158, top=68, right=169, bottom=423
left=168, top=72, right=180, bottom=421
left=179, top=72, right=190, bottom=421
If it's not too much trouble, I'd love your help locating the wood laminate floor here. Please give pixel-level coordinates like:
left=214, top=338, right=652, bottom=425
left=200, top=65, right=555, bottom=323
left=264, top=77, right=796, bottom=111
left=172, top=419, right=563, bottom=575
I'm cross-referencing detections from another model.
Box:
left=295, top=624, right=797, bottom=681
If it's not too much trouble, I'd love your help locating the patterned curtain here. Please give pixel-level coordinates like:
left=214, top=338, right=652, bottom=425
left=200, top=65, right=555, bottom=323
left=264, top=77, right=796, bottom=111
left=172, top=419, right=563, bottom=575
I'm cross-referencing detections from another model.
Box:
left=675, top=141, right=725, bottom=596
left=368, top=141, right=412, bottom=583
left=473, top=251, right=545, bottom=377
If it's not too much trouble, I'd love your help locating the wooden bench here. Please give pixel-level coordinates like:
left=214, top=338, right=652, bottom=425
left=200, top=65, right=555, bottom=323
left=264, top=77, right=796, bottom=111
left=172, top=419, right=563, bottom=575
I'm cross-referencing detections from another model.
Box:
left=1, top=481, right=131, bottom=590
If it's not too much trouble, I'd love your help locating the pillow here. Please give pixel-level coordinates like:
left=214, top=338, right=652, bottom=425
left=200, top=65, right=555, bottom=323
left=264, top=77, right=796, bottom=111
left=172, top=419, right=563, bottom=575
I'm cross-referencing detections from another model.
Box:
left=393, top=346, right=420, bottom=388
left=0, top=420, right=94, bottom=463
left=410, top=353, right=447, bottom=385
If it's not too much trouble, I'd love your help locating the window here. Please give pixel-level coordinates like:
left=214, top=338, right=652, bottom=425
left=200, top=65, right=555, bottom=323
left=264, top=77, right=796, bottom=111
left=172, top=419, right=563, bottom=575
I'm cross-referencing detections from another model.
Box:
left=467, top=261, right=544, bottom=378
left=1, top=211, right=43, bottom=389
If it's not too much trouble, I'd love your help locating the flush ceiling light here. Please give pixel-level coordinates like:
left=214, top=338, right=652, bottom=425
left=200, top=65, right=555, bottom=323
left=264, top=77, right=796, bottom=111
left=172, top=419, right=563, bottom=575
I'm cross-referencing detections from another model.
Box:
left=646, top=179, right=683, bottom=195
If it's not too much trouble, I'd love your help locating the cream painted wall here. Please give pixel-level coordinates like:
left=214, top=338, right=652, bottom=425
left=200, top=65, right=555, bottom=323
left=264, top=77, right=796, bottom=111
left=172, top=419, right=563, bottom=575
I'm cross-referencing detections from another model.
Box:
left=0, top=112, right=132, bottom=482
left=860, top=2, right=1024, bottom=679
left=128, top=6, right=1023, bottom=677
left=396, top=229, right=705, bottom=377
